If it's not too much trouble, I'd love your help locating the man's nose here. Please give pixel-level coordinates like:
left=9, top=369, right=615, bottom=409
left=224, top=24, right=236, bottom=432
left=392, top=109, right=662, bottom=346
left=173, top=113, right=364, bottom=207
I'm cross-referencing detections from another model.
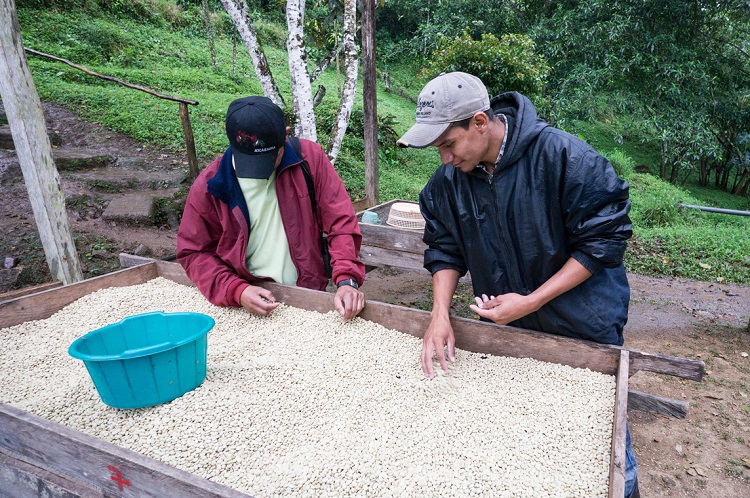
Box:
left=439, top=149, right=452, bottom=164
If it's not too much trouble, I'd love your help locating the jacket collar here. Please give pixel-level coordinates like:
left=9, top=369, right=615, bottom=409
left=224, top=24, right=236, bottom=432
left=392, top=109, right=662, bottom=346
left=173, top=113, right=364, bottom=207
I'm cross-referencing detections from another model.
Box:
left=206, top=141, right=304, bottom=226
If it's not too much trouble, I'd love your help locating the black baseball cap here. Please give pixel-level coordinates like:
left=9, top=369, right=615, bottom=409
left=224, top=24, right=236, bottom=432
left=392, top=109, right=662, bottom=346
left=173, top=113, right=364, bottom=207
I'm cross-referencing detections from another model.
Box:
left=225, top=96, right=287, bottom=179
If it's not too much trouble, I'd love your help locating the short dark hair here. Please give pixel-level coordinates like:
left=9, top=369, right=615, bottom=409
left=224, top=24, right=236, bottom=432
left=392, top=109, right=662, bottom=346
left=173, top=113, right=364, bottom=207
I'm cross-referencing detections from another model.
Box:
left=448, top=110, right=495, bottom=131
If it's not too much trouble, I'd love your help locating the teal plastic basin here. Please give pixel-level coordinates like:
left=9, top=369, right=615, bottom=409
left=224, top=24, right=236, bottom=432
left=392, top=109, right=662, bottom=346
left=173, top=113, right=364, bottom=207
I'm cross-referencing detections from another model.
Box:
left=68, top=311, right=215, bottom=409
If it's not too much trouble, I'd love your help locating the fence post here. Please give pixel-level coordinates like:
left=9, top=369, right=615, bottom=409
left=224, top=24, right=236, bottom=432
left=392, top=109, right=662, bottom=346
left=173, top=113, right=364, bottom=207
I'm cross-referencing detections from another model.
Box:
left=179, top=102, right=200, bottom=180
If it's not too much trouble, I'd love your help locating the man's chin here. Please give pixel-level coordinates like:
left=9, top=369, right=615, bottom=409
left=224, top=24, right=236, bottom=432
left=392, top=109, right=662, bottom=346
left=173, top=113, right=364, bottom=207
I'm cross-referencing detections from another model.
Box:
left=454, top=163, right=476, bottom=174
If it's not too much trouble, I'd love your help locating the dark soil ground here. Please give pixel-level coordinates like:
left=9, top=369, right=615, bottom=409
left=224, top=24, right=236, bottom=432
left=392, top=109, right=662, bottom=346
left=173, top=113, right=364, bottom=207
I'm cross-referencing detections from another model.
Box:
left=2, top=102, right=750, bottom=497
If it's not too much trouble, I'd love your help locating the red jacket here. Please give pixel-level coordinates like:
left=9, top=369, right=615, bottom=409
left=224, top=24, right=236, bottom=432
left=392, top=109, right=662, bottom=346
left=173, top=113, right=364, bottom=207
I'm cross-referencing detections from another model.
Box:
left=176, top=138, right=364, bottom=307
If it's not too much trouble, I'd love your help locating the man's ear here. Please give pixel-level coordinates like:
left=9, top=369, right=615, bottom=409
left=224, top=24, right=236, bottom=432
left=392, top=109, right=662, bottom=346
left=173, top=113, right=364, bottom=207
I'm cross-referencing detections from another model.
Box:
left=473, top=111, right=489, bottom=130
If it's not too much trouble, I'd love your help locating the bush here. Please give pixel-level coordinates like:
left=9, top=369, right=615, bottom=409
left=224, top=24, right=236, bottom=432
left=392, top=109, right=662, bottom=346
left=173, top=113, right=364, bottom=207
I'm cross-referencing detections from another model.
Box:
left=604, top=149, right=635, bottom=179
left=420, top=32, right=551, bottom=103
left=627, top=173, right=693, bottom=228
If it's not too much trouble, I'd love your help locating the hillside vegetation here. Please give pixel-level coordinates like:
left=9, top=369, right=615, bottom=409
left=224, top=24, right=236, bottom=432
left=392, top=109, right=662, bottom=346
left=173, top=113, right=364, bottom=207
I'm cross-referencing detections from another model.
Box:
left=13, top=1, right=750, bottom=284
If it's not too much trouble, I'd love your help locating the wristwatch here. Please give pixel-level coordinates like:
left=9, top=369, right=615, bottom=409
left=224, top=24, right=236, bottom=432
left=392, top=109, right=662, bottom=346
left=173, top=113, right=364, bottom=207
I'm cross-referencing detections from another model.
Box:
left=336, top=278, right=359, bottom=289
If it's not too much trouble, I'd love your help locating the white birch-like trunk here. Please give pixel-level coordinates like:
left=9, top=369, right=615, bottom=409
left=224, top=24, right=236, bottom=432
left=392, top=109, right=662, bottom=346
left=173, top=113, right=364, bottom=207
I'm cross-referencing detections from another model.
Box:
left=326, top=0, right=359, bottom=162
left=0, top=0, right=83, bottom=284
left=286, top=0, right=317, bottom=141
left=220, top=0, right=284, bottom=106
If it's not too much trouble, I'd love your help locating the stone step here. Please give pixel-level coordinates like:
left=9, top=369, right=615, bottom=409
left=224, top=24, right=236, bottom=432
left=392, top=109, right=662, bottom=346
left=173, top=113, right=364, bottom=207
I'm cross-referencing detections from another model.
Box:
left=52, top=148, right=114, bottom=171
left=101, top=193, right=158, bottom=226
left=0, top=124, right=62, bottom=150
left=0, top=125, right=13, bottom=149
left=63, top=163, right=186, bottom=191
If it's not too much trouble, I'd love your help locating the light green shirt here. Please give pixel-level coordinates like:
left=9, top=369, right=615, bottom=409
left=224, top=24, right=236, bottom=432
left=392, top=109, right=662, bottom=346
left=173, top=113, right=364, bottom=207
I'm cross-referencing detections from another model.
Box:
left=236, top=168, right=298, bottom=286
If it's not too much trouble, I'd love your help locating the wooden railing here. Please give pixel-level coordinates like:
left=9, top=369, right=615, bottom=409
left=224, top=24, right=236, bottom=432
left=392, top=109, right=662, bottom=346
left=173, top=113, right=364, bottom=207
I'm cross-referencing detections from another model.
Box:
left=24, top=48, right=201, bottom=180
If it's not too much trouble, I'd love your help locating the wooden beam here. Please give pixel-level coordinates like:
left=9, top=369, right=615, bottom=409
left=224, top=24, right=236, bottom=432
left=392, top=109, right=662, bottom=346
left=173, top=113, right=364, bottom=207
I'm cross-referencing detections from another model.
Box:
left=0, top=281, right=62, bottom=301
left=1, top=450, right=101, bottom=498
left=0, top=264, right=158, bottom=328
left=608, top=351, right=629, bottom=498
left=0, top=1, right=83, bottom=285
left=628, top=390, right=689, bottom=419
left=357, top=223, right=424, bottom=254
left=0, top=403, right=249, bottom=498
left=628, top=349, right=704, bottom=381
left=118, top=253, right=158, bottom=268
left=351, top=197, right=372, bottom=211
left=358, top=245, right=425, bottom=271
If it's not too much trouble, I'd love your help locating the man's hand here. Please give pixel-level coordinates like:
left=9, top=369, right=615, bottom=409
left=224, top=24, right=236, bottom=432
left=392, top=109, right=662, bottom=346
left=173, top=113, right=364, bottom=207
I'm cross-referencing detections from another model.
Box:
left=470, top=293, right=538, bottom=325
left=470, top=258, right=594, bottom=325
left=334, top=285, right=365, bottom=320
left=421, top=313, right=456, bottom=379
left=239, top=285, right=280, bottom=316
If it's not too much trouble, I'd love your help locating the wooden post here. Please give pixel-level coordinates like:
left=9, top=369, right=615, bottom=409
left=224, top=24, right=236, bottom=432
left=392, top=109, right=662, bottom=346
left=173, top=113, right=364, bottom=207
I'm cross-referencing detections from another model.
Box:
left=0, top=0, right=83, bottom=285
left=179, top=102, right=200, bottom=180
left=361, top=0, right=378, bottom=207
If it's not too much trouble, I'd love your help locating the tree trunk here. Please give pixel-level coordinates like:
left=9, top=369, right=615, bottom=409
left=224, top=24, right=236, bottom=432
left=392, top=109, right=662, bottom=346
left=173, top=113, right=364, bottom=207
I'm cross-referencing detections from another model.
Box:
left=219, top=0, right=284, bottom=106
left=0, top=0, right=83, bottom=284
left=721, top=166, right=730, bottom=190
left=361, top=0, right=379, bottom=205
left=699, top=158, right=708, bottom=186
left=232, top=27, right=237, bottom=75
left=202, top=0, right=218, bottom=70
left=669, top=162, right=679, bottom=184
left=310, top=42, right=343, bottom=83
left=732, top=170, right=749, bottom=196
left=286, top=0, right=316, bottom=140
left=325, top=0, right=358, bottom=162
left=659, top=142, right=668, bottom=180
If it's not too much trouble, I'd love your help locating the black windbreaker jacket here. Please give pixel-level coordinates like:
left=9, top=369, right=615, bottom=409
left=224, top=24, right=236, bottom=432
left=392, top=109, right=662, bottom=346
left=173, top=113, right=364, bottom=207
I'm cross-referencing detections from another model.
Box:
left=419, top=92, right=632, bottom=345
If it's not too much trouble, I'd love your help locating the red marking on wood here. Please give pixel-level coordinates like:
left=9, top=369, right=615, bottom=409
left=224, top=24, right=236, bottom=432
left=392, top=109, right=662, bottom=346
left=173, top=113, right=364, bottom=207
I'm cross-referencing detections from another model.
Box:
left=108, top=465, right=132, bottom=491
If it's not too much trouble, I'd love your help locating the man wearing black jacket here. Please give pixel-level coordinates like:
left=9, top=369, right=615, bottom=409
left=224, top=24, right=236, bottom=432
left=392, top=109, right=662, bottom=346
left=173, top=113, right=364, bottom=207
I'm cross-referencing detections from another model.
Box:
left=398, top=71, right=638, bottom=497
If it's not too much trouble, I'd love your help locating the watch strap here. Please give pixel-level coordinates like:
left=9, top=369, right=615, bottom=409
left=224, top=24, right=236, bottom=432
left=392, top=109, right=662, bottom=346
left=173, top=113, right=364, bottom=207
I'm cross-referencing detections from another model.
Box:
left=336, top=278, right=358, bottom=289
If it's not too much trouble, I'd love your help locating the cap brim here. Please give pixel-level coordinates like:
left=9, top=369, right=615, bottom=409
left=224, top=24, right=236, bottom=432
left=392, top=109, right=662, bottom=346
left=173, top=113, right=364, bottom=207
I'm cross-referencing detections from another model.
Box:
left=396, top=122, right=451, bottom=149
left=232, top=147, right=277, bottom=179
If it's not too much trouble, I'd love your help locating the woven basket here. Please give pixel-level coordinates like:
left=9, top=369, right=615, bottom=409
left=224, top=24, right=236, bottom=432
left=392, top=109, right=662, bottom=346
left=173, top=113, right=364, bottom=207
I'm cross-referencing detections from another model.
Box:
left=386, top=202, right=425, bottom=230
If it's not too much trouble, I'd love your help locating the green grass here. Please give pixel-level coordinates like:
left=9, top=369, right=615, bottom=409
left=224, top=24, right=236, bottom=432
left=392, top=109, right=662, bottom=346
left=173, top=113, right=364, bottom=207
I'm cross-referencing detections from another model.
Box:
left=16, top=3, right=750, bottom=285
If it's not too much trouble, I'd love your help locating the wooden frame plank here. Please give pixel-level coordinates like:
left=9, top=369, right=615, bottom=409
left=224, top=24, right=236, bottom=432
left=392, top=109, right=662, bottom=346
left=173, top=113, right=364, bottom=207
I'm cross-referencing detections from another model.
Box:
left=1, top=450, right=101, bottom=498
left=358, top=244, right=426, bottom=271
left=0, top=264, right=157, bottom=328
left=0, top=280, right=63, bottom=301
left=608, top=350, right=629, bottom=498
left=0, top=404, right=250, bottom=498
left=628, top=390, right=689, bottom=419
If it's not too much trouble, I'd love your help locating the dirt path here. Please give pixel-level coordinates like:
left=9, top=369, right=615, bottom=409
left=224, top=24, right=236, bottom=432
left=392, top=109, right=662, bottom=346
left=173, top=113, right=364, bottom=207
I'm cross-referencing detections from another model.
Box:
left=2, top=102, right=749, bottom=496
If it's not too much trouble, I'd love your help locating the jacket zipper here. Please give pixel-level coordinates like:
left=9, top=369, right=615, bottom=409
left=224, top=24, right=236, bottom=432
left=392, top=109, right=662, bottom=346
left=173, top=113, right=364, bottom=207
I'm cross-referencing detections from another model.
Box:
left=490, top=170, right=526, bottom=293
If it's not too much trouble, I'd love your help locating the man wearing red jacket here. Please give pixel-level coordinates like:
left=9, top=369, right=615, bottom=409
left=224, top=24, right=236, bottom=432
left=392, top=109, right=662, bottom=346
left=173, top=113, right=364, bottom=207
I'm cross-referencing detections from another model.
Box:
left=177, top=96, right=365, bottom=320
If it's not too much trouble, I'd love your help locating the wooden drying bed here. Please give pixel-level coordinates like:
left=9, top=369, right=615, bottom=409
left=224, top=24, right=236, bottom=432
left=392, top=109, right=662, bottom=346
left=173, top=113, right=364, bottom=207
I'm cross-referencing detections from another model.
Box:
left=0, top=260, right=704, bottom=498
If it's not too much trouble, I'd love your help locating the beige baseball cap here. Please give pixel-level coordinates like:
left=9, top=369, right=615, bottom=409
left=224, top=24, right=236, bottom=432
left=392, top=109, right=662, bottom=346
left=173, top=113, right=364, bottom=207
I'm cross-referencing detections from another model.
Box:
left=397, top=72, right=490, bottom=148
